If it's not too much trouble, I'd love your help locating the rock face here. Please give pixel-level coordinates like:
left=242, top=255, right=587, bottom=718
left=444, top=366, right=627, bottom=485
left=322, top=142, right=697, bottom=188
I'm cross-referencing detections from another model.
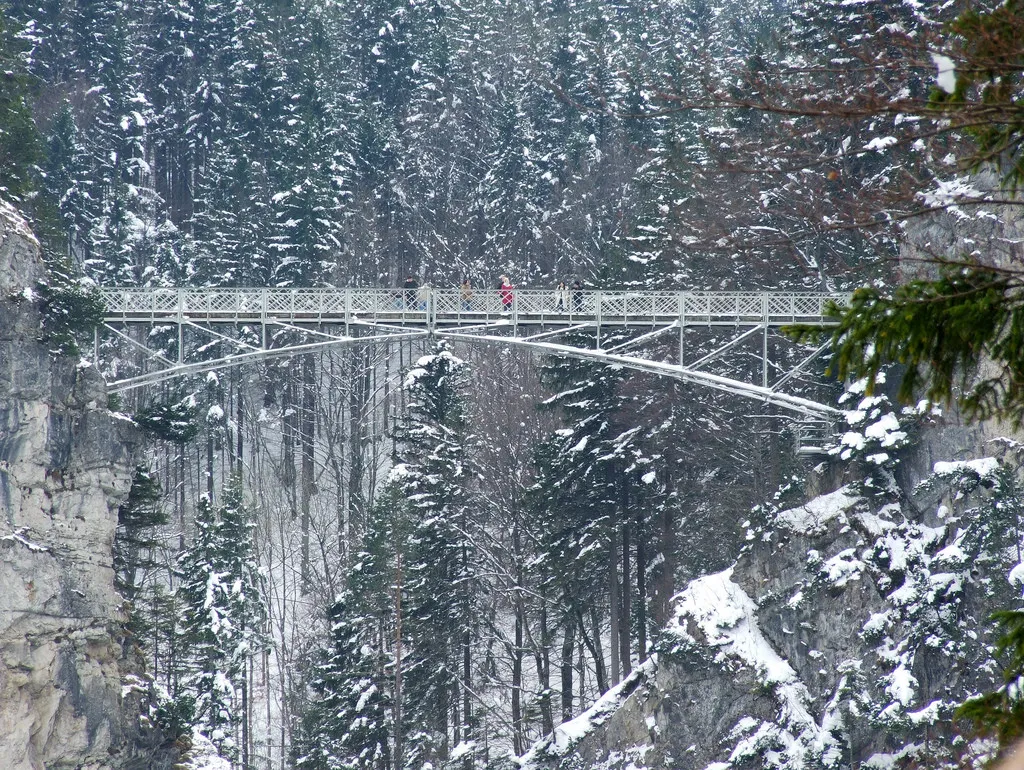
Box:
left=0, top=202, right=156, bottom=769
left=523, top=429, right=1022, bottom=770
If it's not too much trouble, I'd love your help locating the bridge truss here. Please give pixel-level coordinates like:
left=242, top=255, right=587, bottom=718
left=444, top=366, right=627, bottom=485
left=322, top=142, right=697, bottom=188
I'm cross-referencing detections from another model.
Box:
left=99, top=287, right=848, bottom=421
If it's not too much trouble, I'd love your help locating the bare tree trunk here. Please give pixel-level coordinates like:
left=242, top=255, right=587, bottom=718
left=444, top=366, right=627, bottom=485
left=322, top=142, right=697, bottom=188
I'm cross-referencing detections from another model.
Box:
left=511, top=526, right=525, bottom=755
left=241, top=670, right=249, bottom=770
left=537, top=603, right=554, bottom=735
left=652, top=503, right=677, bottom=628
left=620, top=522, right=632, bottom=678
left=578, top=639, right=586, bottom=711
left=452, top=683, right=460, bottom=746
left=463, top=633, right=472, bottom=743
left=588, top=605, right=608, bottom=694
left=282, top=373, right=297, bottom=517
left=348, top=345, right=368, bottom=540
left=236, top=380, right=244, bottom=477
left=636, top=525, right=648, bottom=662
left=264, top=647, right=271, bottom=770
left=512, top=605, right=524, bottom=754
left=300, top=354, right=315, bottom=592
left=178, top=443, right=186, bottom=551
left=560, top=614, right=576, bottom=721
left=609, top=527, right=620, bottom=686
left=226, top=372, right=236, bottom=473
left=394, top=550, right=404, bottom=769
left=462, top=538, right=472, bottom=750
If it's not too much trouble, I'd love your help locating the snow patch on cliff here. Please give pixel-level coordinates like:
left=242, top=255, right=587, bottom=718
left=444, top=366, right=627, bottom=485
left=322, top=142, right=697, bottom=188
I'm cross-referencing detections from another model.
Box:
left=518, top=658, right=658, bottom=768
left=668, top=570, right=842, bottom=769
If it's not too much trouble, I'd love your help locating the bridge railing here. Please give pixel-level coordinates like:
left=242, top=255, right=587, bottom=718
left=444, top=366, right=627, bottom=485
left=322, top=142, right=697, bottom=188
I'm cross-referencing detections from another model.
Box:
left=99, top=287, right=848, bottom=325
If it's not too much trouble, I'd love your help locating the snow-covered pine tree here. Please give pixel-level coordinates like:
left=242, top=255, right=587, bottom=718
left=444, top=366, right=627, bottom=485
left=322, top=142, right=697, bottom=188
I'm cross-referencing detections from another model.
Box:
left=42, top=103, right=96, bottom=264
left=477, top=97, right=547, bottom=280
left=391, top=341, right=481, bottom=766
left=173, top=494, right=232, bottom=753
left=297, top=596, right=392, bottom=770
left=269, top=5, right=347, bottom=288
left=187, top=0, right=288, bottom=287
left=174, top=476, right=268, bottom=761
left=114, top=465, right=168, bottom=646
left=0, top=10, right=42, bottom=204
left=69, top=0, right=155, bottom=286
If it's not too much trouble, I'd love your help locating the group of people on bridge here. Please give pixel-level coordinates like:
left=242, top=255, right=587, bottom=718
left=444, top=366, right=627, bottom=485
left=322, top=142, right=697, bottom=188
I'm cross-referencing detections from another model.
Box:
left=399, top=275, right=586, bottom=313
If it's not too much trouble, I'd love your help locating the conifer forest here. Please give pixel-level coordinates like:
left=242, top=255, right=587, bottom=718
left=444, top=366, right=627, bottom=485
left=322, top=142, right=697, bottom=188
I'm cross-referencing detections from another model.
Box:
left=3, top=0, right=1024, bottom=769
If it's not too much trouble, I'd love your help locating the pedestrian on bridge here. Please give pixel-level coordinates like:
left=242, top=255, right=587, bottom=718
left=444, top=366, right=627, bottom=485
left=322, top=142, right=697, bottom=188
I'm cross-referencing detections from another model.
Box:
left=571, top=278, right=583, bottom=312
left=460, top=278, right=474, bottom=311
left=555, top=280, right=569, bottom=312
left=499, top=275, right=514, bottom=312
left=416, top=282, right=431, bottom=311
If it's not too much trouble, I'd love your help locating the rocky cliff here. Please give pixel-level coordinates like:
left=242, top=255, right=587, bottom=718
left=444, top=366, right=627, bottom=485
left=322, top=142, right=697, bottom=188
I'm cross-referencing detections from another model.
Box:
left=520, top=395, right=1021, bottom=770
left=515, top=180, right=1024, bottom=770
left=0, top=202, right=166, bottom=769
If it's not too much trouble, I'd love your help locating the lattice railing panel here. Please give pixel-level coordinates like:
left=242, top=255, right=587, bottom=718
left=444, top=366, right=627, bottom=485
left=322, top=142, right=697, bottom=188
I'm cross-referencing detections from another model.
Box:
left=101, top=287, right=848, bottom=325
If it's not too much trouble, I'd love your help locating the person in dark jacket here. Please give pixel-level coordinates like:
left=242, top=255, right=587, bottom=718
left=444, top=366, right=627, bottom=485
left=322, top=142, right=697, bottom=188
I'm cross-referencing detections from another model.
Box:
left=403, top=275, right=418, bottom=308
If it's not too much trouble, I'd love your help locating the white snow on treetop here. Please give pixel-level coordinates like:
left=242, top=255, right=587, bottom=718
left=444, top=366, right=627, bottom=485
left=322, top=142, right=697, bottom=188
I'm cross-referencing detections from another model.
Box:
left=403, top=349, right=465, bottom=388
left=1009, top=561, right=1024, bottom=587
left=864, top=136, right=897, bottom=152
left=929, top=52, right=956, bottom=94
left=179, top=728, right=232, bottom=770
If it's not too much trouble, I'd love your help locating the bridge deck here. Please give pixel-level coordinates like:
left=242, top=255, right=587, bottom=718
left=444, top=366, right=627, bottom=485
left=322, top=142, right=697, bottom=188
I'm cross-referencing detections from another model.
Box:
left=100, top=288, right=847, bottom=328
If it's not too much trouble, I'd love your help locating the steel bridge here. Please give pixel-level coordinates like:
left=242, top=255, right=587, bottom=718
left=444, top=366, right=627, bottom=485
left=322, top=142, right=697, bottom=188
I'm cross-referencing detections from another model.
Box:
left=99, top=287, right=848, bottom=420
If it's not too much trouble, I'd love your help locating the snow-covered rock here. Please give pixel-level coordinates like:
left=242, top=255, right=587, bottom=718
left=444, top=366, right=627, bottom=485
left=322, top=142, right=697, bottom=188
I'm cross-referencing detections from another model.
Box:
left=520, top=443, right=1020, bottom=770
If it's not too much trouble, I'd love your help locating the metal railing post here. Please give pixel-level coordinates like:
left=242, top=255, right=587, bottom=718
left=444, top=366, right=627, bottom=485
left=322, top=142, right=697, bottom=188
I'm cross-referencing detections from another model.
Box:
left=679, top=292, right=686, bottom=366
left=177, top=288, right=184, bottom=363
left=261, top=289, right=268, bottom=351
left=595, top=290, right=602, bottom=349
left=762, top=293, right=769, bottom=388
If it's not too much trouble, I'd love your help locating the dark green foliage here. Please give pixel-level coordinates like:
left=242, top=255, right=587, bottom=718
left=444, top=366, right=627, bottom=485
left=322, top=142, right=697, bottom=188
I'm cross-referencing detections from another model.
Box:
left=175, top=477, right=268, bottom=759
left=34, top=258, right=105, bottom=355
left=135, top=395, right=200, bottom=443
left=153, top=692, right=196, bottom=742
left=784, top=2, right=1024, bottom=426
left=792, top=265, right=1024, bottom=425
left=388, top=341, right=479, bottom=764
left=0, top=10, right=42, bottom=202
left=114, top=465, right=169, bottom=662
left=532, top=332, right=658, bottom=580
left=42, top=103, right=92, bottom=262
left=958, top=609, right=1024, bottom=747
left=932, top=0, right=1024, bottom=189
left=115, top=465, right=167, bottom=601
left=297, top=598, right=392, bottom=770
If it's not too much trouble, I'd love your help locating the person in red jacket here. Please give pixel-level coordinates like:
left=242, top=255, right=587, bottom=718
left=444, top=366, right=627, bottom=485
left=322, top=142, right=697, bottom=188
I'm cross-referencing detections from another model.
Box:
left=498, top=275, right=514, bottom=311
